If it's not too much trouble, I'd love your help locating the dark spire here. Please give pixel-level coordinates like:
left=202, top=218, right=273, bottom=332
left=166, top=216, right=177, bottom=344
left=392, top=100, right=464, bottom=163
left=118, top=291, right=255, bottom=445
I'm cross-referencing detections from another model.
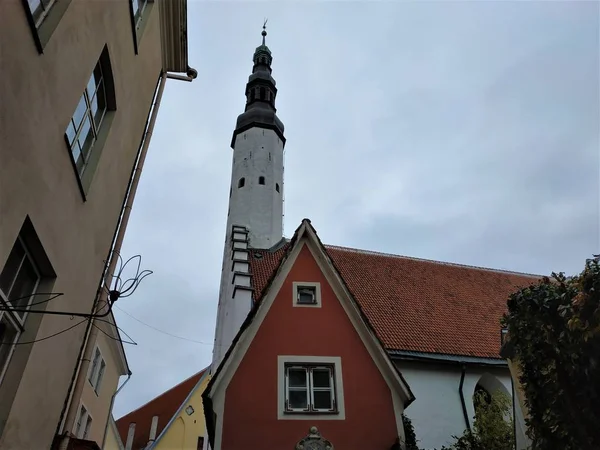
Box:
left=231, top=24, right=285, bottom=149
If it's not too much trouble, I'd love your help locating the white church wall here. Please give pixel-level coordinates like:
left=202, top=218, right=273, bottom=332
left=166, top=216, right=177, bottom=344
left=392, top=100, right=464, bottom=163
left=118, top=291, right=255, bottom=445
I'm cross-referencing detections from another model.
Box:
left=229, top=127, right=284, bottom=249
left=395, top=360, right=513, bottom=450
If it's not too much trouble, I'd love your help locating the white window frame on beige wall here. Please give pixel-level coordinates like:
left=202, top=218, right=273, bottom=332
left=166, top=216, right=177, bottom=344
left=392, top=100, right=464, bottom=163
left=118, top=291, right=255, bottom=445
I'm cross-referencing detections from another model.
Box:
left=64, top=59, right=108, bottom=179
left=87, top=344, right=106, bottom=395
left=0, top=236, right=41, bottom=386
left=292, top=282, right=322, bottom=308
left=74, top=402, right=93, bottom=439
left=277, top=355, right=345, bottom=420
left=26, top=0, right=56, bottom=27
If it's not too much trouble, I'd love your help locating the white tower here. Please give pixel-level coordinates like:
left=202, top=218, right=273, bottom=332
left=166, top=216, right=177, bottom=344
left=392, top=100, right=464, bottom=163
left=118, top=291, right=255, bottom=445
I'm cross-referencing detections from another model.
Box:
left=211, top=25, right=286, bottom=371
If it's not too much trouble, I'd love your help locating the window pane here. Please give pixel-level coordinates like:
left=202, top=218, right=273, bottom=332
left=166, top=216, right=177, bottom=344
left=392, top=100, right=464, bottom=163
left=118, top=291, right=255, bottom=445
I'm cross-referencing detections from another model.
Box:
left=72, top=95, right=87, bottom=131
left=65, top=120, right=77, bottom=146
left=7, top=256, right=38, bottom=316
left=77, top=115, right=95, bottom=162
left=83, top=416, right=92, bottom=439
left=288, top=390, right=308, bottom=409
left=86, top=64, right=103, bottom=98
left=313, top=390, right=332, bottom=410
left=95, top=360, right=106, bottom=392
left=288, top=368, right=307, bottom=387
left=27, top=0, right=43, bottom=21
left=0, top=242, right=25, bottom=297
left=132, top=0, right=140, bottom=14
left=312, top=368, right=331, bottom=388
left=90, top=82, right=107, bottom=130
left=0, top=315, right=20, bottom=375
left=71, top=142, right=83, bottom=173
left=89, top=349, right=100, bottom=383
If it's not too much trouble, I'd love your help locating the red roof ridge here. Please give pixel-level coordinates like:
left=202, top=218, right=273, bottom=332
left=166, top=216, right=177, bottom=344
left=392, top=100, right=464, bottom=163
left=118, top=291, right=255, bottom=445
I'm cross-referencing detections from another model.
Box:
left=116, top=367, right=207, bottom=421
left=324, top=244, right=542, bottom=279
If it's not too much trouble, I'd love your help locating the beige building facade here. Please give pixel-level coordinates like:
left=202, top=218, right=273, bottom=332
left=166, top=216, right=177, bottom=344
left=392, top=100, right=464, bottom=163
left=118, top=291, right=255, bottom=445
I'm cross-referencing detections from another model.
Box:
left=0, top=1, right=194, bottom=449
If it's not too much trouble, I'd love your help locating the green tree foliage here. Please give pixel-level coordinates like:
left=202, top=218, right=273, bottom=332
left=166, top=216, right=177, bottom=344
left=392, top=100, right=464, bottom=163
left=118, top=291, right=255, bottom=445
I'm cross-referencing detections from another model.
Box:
left=439, top=390, right=514, bottom=450
left=502, top=258, right=600, bottom=449
left=402, top=413, right=419, bottom=450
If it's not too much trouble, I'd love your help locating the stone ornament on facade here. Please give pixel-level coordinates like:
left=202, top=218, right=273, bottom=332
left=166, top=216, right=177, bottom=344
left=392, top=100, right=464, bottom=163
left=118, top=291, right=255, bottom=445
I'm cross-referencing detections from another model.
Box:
left=295, top=426, right=334, bottom=450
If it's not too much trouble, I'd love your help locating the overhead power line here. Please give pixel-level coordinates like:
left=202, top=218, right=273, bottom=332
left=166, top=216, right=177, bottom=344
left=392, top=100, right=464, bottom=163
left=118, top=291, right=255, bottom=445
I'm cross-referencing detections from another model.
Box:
left=114, top=306, right=214, bottom=345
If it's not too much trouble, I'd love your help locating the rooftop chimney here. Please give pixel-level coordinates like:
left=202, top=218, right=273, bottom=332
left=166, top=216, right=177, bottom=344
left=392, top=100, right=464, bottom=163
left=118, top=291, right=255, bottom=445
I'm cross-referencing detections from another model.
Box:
left=125, top=422, right=136, bottom=450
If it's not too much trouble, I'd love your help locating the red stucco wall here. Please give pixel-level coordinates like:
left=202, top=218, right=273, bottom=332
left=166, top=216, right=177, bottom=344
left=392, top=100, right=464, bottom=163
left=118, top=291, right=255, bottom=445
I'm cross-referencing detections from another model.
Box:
left=221, top=243, right=399, bottom=449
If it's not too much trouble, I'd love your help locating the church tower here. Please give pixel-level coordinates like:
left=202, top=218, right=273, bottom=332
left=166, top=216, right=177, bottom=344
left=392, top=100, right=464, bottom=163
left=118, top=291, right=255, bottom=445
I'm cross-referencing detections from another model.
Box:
left=211, top=25, right=286, bottom=370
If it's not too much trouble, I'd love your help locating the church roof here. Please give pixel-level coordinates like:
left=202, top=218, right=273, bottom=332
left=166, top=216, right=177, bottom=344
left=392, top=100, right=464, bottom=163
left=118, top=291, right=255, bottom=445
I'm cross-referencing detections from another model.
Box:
left=249, top=239, right=541, bottom=360
left=115, top=368, right=207, bottom=450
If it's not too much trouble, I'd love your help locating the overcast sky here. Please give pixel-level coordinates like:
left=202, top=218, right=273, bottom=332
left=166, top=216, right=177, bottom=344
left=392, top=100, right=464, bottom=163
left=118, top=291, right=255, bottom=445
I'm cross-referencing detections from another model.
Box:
left=112, top=1, right=599, bottom=418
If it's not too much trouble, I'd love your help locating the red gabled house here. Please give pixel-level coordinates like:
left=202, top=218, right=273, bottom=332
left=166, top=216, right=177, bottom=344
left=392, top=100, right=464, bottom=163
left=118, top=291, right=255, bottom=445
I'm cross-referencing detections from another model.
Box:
left=203, top=219, right=415, bottom=449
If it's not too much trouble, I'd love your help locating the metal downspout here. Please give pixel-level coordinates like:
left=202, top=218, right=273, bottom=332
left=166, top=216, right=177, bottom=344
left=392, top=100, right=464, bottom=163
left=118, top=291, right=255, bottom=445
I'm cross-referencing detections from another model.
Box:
left=101, top=371, right=132, bottom=448
left=56, top=71, right=168, bottom=440
left=459, top=365, right=471, bottom=432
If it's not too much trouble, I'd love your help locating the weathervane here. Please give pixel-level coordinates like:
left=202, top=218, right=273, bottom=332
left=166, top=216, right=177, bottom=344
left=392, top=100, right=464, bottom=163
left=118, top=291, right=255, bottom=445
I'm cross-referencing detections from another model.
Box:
left=0, top=252, right=152, bottom=319
left=262, top=18, right=268, bottom=45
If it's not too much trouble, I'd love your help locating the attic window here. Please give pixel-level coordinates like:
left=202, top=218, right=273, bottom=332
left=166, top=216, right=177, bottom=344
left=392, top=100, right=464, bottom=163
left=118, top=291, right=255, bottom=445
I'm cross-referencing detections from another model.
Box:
left=185, top=405, right=195, bottom=416
left=297, top=287, right=316, bottom=304
left=238, top=177, right=245, bottom=188
left=259, top=176, right=265, bottom=185
left=293, top=282, right=321, bottom=307
left=276, top=183, right=280, bottom=193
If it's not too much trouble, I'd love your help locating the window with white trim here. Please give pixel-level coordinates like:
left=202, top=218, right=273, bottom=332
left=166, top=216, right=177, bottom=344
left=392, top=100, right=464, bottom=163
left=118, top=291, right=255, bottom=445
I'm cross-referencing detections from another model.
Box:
left=292, top=282, right=321, bottom=308
left=65, top=58, right=108, bottom=178
left=74, top=404, right=93, bottom=439
left=26, top=0, right=56, bottom=28
left=284, top=364, right=337, bottom=414
left=0, top=236, right=40, bottom=385
left=88, top=346, right=106, bottom=394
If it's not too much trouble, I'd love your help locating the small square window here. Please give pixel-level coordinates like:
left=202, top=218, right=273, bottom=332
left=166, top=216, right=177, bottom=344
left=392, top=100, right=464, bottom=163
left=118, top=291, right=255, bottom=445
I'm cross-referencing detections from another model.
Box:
left=297, top=287, right=316, bottom=305
left=293, top=282, right=321, bottom=308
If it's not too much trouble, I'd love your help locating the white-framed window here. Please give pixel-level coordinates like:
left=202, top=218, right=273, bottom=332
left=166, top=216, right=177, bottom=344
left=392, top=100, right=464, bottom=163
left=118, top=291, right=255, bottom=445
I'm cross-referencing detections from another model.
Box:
left=0, top=236, right=40, bottom=385
left=285, top=364, right=336, bottom=413
left=88, top=346, right=106, bottom=394
left=292, top=282, right=322, bottom=308
left=277, top=356, right=345, bottom=420
left=65, top=58, right=108, bottom=178
left=26, top=0, right=56, bottom=27
left=74, top=403, right=93, bottom=439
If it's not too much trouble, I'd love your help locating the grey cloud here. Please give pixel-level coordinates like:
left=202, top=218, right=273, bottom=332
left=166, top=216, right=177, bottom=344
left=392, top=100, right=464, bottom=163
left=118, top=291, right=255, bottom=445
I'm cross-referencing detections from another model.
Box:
left=113, top=1, right=599, bottom=418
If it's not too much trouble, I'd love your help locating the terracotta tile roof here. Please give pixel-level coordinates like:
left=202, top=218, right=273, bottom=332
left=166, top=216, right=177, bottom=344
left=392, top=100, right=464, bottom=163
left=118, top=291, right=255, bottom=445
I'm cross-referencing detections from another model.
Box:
left=250, top=242, right=540, bottom=359
left=115, top=368, right=206, bottom=450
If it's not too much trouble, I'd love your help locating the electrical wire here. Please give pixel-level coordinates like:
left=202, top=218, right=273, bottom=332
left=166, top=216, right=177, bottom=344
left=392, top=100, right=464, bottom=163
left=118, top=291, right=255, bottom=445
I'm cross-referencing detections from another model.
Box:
left=0, top=318, right=87, bottom=346
left=114, top=305, right=214, bottom=345
left=93, top=316, right=137, bottom=345
left=92, top=322, right=137, bottom=346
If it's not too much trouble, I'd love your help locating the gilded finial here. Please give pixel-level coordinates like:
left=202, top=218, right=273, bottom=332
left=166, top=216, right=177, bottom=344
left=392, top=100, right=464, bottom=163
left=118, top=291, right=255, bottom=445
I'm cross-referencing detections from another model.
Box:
left=262, top=18, right=268, bottom=45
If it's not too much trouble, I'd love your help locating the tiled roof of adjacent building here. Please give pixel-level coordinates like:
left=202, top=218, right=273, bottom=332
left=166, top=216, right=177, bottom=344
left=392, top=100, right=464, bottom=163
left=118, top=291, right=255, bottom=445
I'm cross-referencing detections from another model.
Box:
left=249, top=241, right=540, bottom=359
left=115, top=368, right=206, bottom=450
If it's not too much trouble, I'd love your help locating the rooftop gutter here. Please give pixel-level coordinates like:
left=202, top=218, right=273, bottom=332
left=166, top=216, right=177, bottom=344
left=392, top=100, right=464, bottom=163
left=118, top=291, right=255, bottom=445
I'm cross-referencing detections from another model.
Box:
left=389, top=350, right=509, bottom=368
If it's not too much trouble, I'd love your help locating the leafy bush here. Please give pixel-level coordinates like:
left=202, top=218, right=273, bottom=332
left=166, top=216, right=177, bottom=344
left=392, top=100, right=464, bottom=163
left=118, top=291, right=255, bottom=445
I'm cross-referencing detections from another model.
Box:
left=402, top=413, right=419, bottom=450
left=502, top=258, right=600, bottom=449
left=439, top=390, right=514, bottom=450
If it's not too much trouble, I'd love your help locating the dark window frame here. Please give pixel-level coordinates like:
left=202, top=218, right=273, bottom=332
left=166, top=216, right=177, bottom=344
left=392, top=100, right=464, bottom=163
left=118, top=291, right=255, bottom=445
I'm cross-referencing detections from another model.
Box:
left=64, top=45, right=117, bottom=201
left=128, top=0, right=155, bottom=54
left=21, top=0, right=74, bottom=53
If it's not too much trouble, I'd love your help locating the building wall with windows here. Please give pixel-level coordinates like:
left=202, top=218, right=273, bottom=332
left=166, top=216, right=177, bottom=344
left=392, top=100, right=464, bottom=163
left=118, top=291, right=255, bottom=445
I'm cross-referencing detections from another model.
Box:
left=218, top=244, right=402, bottom=449
left=66, top=316, right=128, bottom=446
left=0, top=1, right=164, bottom=448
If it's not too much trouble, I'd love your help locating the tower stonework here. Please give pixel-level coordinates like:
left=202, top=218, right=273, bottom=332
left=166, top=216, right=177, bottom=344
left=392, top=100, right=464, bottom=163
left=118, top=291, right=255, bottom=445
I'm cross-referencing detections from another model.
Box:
left=211, top=26, right=286, bottom=372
